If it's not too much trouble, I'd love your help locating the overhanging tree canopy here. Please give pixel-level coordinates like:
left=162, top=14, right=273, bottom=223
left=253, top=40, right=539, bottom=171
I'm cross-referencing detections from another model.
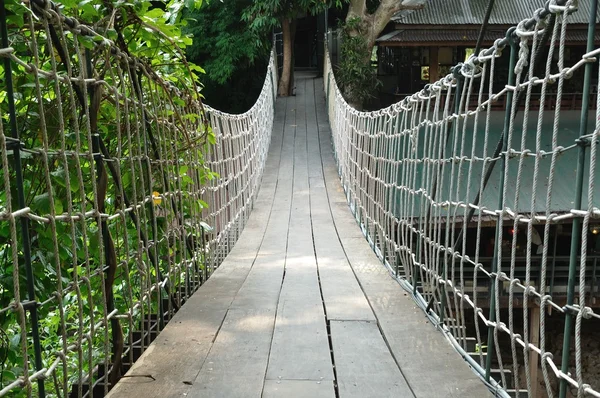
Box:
left=243, top=0, right=342, bottom=97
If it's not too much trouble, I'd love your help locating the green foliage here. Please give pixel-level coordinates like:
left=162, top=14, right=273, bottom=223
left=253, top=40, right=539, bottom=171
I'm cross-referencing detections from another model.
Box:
left=184, top=0, right=270, bottom=85
left=183, top=0, right=271, bottom=112
left=336, top=17, right=381, bottom=107
left=242, top=0, right=343, bottom=31
left=0, top=0, right=212, bottom=395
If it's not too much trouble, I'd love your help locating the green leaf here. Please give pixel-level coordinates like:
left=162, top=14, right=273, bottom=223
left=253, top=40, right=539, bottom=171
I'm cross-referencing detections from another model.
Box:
left=78, top=35, right=95, bottom=50
left=197, top=199, right=208, bottom=209
left=9, top=333, right=20, bottom=350
left=33, top=193, right=51, bottom=214
left=33, top=192, right=63, bottom=215
left=207, top=131, right=216, bottom=145
left=54, top=199, right=64, bottom=215
left=106, top=28, right=118, bottom=41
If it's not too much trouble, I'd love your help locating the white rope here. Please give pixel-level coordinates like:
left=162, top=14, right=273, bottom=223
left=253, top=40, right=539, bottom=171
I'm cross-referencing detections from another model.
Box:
left=325, top=0, right=600, bottom=395
left=202, top=50, right=277, bottom=271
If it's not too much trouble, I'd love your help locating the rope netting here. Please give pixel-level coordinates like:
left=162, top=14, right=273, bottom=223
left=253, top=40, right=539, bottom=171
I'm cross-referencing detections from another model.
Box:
left=326, top=1, right=600, bottom=397
left=0, top=0, right=276, bottom=395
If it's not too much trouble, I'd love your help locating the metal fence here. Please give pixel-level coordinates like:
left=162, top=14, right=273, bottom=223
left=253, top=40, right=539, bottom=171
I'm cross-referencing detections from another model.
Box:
left=325, top=0, right=600, bottom=397
left=0, top=0, right=276, bottom=396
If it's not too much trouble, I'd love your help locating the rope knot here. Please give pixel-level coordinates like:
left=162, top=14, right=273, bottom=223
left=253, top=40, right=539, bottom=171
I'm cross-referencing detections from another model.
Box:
left=524, top=285, right=536, bottom=296
left=514, top=36, right=530, bottom=75
left=580, top=306, right=594, bottom=319
left=580, top=384, right=592, bottom=395
left=541, top=351, right=554, bottom=363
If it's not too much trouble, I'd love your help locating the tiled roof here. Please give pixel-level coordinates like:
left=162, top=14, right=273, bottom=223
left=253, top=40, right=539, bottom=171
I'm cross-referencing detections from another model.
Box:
left=376, top=28, right=599, bottom=44
left=392, top=0, right=597, bottom=25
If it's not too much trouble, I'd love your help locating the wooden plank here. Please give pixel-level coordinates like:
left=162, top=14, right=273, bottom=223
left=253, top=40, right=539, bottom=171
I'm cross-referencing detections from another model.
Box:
left=310, top=193, right=375, bottom=321
left=107, top=263, right=255, bottom=398
left=265, top=242, right=333, bottom=381
left=327, top=202, right=365, bottom=240
left=303, top=77, right=375, bottom=323
left=266, top=77, right=333, bottom=382
left=330, top=320, right=414, bottom=398
left=229, top=254, right=284, bottom=311
left=529, top=306, right=540, bottom=398
left=315, top=253, right=375, bottom=321
left=264, top=262, right=333, bottom=380
left=187, top=308, right=276, bottom=398
left=262, top=380, right=335, bottom=398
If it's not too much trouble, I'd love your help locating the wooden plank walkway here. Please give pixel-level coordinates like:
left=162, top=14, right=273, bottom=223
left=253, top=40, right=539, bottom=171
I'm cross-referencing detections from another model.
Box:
left=108, top=73, right=491, bottom=398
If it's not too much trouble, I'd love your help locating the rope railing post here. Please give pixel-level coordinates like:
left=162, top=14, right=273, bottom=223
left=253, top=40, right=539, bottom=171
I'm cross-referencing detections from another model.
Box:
left=559, top=0, right=598, bottom=396
left=0, top=0, right=46, bottom=395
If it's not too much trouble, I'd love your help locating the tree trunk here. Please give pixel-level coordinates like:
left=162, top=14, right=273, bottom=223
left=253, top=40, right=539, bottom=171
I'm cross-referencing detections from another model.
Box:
left=279, top=18, right=293, bottom=97
left=289, top=19, right=297, bottom=95
left=340, top=0, right=428, bottom=108
left=346, top=0, right=428, bottom=55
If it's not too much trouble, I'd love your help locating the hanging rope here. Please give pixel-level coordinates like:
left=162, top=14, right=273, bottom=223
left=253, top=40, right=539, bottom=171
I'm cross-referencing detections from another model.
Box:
left=475, top=0, right=497, bottom=56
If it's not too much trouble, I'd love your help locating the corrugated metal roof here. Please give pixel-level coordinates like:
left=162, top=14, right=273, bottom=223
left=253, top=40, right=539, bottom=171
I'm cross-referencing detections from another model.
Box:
left=376, top=29, right=510, bottom=43
left=376, top=28, right=599, bottom=44
left=392, top=0, right=596, bottom=25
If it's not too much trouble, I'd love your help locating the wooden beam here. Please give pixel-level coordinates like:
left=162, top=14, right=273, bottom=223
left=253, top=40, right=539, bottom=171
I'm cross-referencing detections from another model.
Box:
left=398, top=4, right=425, bottom=10
left=529, top=306, right=541, bottom=398
left=430, top=46, right=439, bottom=83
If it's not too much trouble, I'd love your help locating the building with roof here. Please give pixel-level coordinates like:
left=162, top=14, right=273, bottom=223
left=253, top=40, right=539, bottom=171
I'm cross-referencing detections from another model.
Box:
left=368, top=1, right=600, bottom=299
left=376, top=0, right=600, bottom=98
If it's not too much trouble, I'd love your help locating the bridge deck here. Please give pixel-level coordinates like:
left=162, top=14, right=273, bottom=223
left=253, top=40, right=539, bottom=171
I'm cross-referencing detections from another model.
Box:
left=108, top=74, right=491, bottom=398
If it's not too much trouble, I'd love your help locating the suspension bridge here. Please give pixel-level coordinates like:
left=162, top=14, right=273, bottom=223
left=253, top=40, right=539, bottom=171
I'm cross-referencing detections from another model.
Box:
left=1, top=0, right=600, bottom=397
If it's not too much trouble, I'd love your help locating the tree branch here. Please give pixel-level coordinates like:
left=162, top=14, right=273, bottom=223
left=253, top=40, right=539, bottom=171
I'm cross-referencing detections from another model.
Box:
left=346, top=0, right=428, bottom=48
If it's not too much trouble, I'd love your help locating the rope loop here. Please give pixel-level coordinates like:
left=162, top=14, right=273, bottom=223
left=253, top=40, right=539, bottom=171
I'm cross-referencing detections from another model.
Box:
left=549, top=0, right=578, bottom=14
left=580, top=306, right=594, bottom=320
left=460, top=56, right=483, bottom=79
left=515, top=18, right=546, bottom=38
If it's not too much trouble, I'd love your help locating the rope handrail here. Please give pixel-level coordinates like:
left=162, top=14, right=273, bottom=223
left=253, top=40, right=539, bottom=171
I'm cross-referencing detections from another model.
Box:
left=325, top=0, right=600, bottom=397
left=0, top=0, right=276, bottom=395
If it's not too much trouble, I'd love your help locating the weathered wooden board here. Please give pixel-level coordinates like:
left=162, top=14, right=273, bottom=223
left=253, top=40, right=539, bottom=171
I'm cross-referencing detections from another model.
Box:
left=310, top=200, right=374, bottom=320
left=265, top=76, right=333, bottom=383
left=229, top=254, right=285, bottom=311
left=106, top=255, right=260, bottom=397
left=303, top=77, right=375, bottom=323
left=330, top=320, right=414, bottom=398
left=187, top=308, right=276, bottom=398
left=265, top=256, right=333, bottom=383
left=262, top=380, right=335, bottom=398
